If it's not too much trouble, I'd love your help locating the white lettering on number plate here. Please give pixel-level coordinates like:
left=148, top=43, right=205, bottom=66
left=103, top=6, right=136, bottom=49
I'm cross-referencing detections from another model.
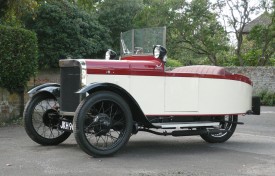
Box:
left=60, top=121, right=73, bottom=131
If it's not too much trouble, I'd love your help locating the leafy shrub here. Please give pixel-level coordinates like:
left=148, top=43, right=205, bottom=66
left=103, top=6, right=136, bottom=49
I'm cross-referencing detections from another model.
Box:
left=270, top=56, right=275, bottom=66
left=166, top=59, right=183, bottom=67
left=242, top=49, right=261, bottom=66
left=257, top=90, right=275, bottom=106
left=223, top=55, right=240, bottom=66
left=25, top=1, right=111, bottom=68
left=0, top=25, right=38, bottom=92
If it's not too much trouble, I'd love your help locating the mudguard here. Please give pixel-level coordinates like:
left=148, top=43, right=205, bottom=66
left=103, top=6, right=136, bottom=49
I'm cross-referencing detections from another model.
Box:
left=76, top=83, right=155, bottom=128
left=28, top=83, right=60, bottom=98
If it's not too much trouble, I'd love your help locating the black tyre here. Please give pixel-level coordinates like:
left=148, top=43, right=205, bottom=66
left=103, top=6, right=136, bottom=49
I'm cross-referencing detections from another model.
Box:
left=200, top=115, right=238, bottom=143
left=74, top=91, right=133, bottom=157
left=24, top=93, right=71, bottom=145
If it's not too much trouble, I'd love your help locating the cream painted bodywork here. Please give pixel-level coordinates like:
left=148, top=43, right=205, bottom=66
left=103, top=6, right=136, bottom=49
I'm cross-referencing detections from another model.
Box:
left=85, top=74, right=252, bottom=116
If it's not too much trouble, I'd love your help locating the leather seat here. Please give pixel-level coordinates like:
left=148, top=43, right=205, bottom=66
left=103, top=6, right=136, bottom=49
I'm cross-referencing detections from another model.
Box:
left=170, top=65, right=231, bottom=76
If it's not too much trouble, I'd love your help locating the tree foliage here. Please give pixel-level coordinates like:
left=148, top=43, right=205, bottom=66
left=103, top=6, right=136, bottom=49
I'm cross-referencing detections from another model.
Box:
left=135, top=0, right=229, bottom=65
left=25, top=0, right=111, bottom=68
left=173, top=0, right=229, bottom=65
left=96, top=0, right=143, bottom=52
left=0, top=0, right=8, bottom=18
left=0, top=25, right=38, bottom=92
left=0, top=0, right=40, bottom=26
left=247, top=12, right=275, bottom=66
left=134, top=0, right=178, bottom=28
left=215, top=0, right=274, bottom=66
left=0, top=0, right=273, bottom=67
left=70, top=0, right=100, bottom=12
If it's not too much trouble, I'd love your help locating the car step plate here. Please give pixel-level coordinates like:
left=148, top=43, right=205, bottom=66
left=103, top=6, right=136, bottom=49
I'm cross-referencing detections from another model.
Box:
left=152, top=122, right=220, bottom=129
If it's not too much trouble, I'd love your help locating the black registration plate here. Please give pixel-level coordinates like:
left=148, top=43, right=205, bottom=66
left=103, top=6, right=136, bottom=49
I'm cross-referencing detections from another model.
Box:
left=59, top=120, right=73, bottom=132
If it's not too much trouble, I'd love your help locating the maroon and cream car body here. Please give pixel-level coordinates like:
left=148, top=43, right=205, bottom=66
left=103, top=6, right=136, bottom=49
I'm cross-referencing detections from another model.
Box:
left=24, top=27, right=260, bottom=157
left=71, top=57, right=253, bottom=117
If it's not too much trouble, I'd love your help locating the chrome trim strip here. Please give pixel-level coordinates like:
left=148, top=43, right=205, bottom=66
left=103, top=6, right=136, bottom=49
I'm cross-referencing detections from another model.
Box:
left=60, top=111, right=75, bottom=116
left=152, top=122, right=220, bottom=129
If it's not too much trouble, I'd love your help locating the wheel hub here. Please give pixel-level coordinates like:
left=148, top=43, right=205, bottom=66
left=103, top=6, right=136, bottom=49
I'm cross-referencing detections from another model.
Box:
left=42, top=109, right=59, bottom=128
left=93, top=113, right=111, bottom=136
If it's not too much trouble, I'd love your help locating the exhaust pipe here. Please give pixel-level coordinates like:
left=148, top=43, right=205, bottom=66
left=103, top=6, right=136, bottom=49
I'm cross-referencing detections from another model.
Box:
left=172, top=129, right=228, bottom=137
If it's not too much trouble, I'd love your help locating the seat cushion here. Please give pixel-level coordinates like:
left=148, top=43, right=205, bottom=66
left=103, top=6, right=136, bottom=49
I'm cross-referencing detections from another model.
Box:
left=170, top=65, right=231, bottom=76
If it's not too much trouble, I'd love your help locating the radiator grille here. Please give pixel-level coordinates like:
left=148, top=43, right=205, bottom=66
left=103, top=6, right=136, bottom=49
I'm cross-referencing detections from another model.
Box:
left=60, top=66, right=81, bottom=112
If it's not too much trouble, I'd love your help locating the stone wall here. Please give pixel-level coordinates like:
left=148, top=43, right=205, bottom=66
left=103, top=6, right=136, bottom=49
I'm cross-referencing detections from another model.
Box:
left=0, top=67, right=274, bottom=122
left=0, top=88, right=21, bottom=123
left=225, top=67, right=275, bottom=93
left=27, top=68, right=60, bottom=88
left=0, top=69, right=59, bottom=123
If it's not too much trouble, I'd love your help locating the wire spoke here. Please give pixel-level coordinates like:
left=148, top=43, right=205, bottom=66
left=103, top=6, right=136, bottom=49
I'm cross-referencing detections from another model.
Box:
left=31, top=98, right=64, bottom=139
left=83, top=99, right=127, bottom=151
left=99, top=101, right=104, bottom=113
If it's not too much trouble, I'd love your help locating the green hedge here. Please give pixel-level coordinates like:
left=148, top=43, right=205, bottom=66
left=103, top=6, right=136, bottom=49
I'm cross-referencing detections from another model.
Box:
left=0, top=25, right=38, bottom=92
left=257, top=90, right=275, bottom=106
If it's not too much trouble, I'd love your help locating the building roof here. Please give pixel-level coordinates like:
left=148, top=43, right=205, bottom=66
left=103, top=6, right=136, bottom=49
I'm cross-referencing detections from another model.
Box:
left=243, top=12, right=272, bottom=34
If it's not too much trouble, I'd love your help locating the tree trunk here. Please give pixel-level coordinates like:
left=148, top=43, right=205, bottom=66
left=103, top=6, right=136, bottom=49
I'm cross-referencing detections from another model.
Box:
left=208, top=55, right=218, bottom=66
left=17, top=88, right=25, bottom=117
left=236, top=36, right=244, bottom=66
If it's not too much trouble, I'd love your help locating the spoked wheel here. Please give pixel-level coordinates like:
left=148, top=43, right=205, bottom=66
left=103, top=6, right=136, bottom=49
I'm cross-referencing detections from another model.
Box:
left=200, top=115, right=238, bottom=143
left=24, top=93, right=71, bottom=145
left=74, top=91, right=133, bottom=157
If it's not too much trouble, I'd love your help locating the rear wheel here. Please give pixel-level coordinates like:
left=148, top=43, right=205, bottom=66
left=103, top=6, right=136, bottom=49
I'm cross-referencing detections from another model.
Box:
left=24, top=93, right=71, bottom=145
left=200, top=115, right=238, bottom=143
left=74, top=91, right=133, bottom=157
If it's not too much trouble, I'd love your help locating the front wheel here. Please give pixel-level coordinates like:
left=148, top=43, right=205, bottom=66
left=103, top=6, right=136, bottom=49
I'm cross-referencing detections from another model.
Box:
left=24, top=93, right=71, bottom=145
left=200, top=115, right=238, bottom=143
left=74, top=91, right=133, bottom=157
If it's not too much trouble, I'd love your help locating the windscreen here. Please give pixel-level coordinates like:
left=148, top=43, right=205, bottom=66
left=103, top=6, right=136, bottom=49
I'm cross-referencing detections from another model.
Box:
left=121, top=27, right=166, bottom=56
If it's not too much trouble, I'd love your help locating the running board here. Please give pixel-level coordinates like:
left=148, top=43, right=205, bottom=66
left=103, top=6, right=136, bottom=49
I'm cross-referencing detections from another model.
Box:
left=152, top=122, right=220, bottom=129
left=138, top=128, right=229, bottom=137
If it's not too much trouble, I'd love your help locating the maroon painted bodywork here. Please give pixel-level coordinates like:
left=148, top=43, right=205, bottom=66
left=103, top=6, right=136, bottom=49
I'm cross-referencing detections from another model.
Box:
left=85, top=55, right=252, bottom=85
left=86, top=55, right=164, bottom=76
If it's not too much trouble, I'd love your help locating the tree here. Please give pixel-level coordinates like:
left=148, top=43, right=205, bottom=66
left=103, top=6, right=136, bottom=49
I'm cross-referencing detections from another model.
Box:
left=135, top=0, right=229, bottom=65
left=134, top=0, right=183, bottom=55
left=134, top=0, right=179, bottom=28
left=69, top=0, right=100, bottom=12
left=0, top=0, right=8, bottom=19
left=0, top=25, right=38, bottom=116
left=97, top=0, right=143, bottom=52
left=171, top=0, right=229, bottom=65
left=216, top=0, right=267, bottom=66
left=26, top=0, right=111, bottom=68
left=248, top=12, right=274, bottom=66
left=0, top=0, right=39, bottom=26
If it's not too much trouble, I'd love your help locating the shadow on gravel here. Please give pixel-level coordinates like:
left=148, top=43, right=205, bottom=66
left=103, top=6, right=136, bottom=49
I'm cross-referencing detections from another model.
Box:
left=21, top=131, right=273, bottom=158
left=28, top=143, right=79, bottom=153
left=121, top=138, right=220, bottom=157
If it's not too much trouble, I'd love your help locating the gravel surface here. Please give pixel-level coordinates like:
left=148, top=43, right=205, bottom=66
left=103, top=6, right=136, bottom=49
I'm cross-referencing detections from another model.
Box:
left=0, top=106, right=275, bottom=176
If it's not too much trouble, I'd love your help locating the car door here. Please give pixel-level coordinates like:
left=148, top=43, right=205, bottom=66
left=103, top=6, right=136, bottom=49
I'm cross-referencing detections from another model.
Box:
left=165, top=76, right=199, bottom=112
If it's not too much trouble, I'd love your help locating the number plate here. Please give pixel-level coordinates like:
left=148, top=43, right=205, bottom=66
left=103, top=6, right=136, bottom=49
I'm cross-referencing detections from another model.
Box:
left=59, top=120, right=73, bottom=132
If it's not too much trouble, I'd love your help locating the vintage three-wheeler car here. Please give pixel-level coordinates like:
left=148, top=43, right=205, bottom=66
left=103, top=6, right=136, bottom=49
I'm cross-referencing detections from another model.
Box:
left=24, top=27, right=260, bottom=157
